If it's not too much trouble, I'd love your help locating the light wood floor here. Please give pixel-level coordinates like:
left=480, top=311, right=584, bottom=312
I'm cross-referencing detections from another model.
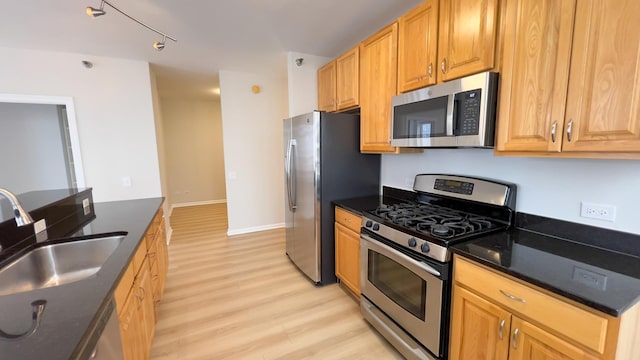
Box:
left=150, top=203, right=402, bottom=360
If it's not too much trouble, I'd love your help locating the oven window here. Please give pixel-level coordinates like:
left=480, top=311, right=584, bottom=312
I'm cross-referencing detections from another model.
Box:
left=393, top=96, right=448, bottom=139
left=368, top=250, right=426, bottom=320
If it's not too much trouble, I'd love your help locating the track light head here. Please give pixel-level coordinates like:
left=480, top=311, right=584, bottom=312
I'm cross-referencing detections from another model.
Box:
left=86, top=6, right=106, bottom=17
left=153, top=41, right=165, bottom=51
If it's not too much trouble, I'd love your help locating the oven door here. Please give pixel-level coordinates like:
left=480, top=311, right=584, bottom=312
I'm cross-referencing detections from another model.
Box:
left=360, top=232, right=444, bottom=357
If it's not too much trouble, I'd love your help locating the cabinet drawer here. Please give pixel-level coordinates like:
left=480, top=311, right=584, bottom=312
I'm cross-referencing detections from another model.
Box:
left=114, top=261, right=135, bottom=316
left=454, top=256, right=609, bottom=354
left=335, top=207, right=361, bottom=233
left=132, top=241, right=147, bottom=275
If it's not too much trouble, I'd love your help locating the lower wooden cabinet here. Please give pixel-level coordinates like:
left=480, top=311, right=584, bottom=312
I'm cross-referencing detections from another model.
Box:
left=450, top=255, right=640, bottom=359
left=335, top=207, right=362, bottom=296
left=115, top=208, right=168, bottom=360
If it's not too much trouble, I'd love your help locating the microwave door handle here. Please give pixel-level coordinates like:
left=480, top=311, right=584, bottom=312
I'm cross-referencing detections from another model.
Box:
left=445, top=94, right=455, bottom=136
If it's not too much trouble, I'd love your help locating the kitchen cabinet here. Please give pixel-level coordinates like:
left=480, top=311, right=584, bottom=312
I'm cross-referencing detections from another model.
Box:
left=115, top=208, right=168, bottom=360
left=450, top=255, right=640, bottom=359
left=437, top=0, right=500, bottom=82
left=359, top=22, right=399, bottom=153
left=334, top=207, right=361, bottom=296
left=317, top=46, right=359, bottom=112
left=397, top=0, right=439, bottom=92
left=496, top=0, right=640, bottom=158
left=317, top=61, right=336, bottom=112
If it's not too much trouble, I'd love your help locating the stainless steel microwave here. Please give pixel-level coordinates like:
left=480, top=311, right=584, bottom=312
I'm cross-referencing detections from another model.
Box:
left=391, top=72, right=499, bottom=148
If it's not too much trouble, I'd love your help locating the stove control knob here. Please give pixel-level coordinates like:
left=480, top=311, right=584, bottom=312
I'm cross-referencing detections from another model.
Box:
left=421, top=243, right=431, bottom=253
left=365, top=220, right=373, bottom=228
left=372, top=224, right=380, bottom=231
left=408, top=238, right=417, bottom=247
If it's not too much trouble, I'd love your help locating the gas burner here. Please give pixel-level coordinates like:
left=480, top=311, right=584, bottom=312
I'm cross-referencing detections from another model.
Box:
left=368, top=202, right=499, bottom=240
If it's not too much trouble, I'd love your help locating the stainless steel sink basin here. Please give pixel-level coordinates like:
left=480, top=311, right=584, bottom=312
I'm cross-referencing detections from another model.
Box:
left=0, top=235, right=126, bottom=295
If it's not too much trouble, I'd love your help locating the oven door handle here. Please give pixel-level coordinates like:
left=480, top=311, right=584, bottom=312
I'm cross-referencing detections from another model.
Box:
left=361, top=234, right=441, bottom=277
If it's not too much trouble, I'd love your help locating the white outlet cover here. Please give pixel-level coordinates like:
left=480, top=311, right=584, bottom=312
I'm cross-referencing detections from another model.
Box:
left=34, top=219, right=47, bottom=234
left=580, top=202, right=616, bottom=222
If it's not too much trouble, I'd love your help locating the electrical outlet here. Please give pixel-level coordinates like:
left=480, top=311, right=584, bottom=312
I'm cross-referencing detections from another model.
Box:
left=404, top=177, right=414, bottom=188
left=121, top=176, right=132, bottom=187
left=580, top=202, right=616, bottom=222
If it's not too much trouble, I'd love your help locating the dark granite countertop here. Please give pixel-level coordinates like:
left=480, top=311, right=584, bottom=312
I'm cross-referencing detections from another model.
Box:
left=451, top=227, right=640, bottom=317
left=333, top=196, right=383, bottom=215
left=0, top=197, right=163, bottom=360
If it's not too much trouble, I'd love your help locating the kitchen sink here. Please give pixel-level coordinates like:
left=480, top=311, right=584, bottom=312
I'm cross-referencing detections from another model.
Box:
left=0, top=234, right=126, bottom=296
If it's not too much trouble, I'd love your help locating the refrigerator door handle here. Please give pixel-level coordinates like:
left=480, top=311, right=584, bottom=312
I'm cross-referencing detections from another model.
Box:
left=290, top=139, right=297, bottom=210
left=286, top=139, right=297, bottom=212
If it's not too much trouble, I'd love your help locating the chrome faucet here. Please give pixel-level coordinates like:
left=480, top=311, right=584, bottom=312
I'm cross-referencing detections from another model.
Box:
left=0, top=188, right=34, bottom=227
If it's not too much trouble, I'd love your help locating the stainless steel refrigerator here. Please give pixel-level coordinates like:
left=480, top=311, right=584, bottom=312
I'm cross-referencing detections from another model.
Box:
left=283, top=111, right=380, bottom=284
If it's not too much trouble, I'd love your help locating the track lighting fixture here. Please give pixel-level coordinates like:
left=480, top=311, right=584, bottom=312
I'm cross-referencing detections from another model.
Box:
left=85, top=0, right=177, bottom=51
left=153, top=36, right=166, bottom=51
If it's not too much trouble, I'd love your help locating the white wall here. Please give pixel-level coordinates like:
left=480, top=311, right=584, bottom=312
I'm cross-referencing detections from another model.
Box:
left=0, top=103, right=69, bottom=193
left=161, top=98, right=226, bottom=206
left=0, top=47, right=161, bottom=202
left=219, top=70, right=288, bottom=235
left=286, top=52, right=331, bottom=117
left=381, top=150, right=640, bottom=234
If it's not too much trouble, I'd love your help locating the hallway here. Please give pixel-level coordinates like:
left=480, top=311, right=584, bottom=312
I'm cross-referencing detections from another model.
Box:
left=150, top=203, right=401, bottom=359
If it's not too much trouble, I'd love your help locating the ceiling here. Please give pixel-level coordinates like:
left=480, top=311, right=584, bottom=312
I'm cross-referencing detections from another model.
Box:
left=0, top=0, right=422, bottom=99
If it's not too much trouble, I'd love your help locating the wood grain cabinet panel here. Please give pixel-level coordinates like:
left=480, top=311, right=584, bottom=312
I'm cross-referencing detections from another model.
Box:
left=318, top=61, right=337, bottom=112
left=510, top=317, right=599, bottom=360
left=397, top=0, right=439, bottom=92
left=496, top=0, right=575, bottom=152
left=451, top=255, right=640, bottom=359
left=438, top=0, right=499, bottom=82
left=360, top=22, right=399, bottom=153
left=562, top=0, right=640, bottom=153
left=115, top=208, right=169, bottom=360
left=335, top=47, right=359, bottom=110
left=335, top=207, right=362, bottom=297
left=449, top=286, right=510, bottom=360
left=497, top=0, right=640, bottom=157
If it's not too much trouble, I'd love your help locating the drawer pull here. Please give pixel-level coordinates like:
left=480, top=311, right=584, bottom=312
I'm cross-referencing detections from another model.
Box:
left=512, top=328, right=519, bottom=349
left=500, top=289, right=526, bottom=303
left=498, top=319, right=505, bottom=340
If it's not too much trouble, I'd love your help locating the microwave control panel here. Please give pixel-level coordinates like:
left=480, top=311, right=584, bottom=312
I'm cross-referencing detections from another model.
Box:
left=455, top=89, right=481, bottom=135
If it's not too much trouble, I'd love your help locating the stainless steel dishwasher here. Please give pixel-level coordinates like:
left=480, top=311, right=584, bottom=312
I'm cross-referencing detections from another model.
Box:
left=75, top=297, right=124, bottom=360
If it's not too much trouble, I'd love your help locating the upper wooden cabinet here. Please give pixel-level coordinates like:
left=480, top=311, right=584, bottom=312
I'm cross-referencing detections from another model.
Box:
left=317, top=61, right=336, bottom=112
left=360, top=23, right=399, bottom=153
left=335, top=47, right=359, bottom=110
left=438, top=0, right=500, bottom=82
left=397, top=0, right=439, bottom=92
left=317, top=46, right=359, bottom=112
left=496, top=0, right=640, bottom=157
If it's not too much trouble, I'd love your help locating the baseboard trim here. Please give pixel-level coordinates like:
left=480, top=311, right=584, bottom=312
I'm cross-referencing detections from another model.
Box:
left=166, top=227, right=173, bottom=245
left=227, top=223, right=285, bottom=236
left=170, top=199, right=227, bottom=214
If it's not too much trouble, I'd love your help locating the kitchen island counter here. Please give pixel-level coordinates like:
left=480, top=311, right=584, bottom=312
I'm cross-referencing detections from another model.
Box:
left=0, top=197, right=163, bottom=360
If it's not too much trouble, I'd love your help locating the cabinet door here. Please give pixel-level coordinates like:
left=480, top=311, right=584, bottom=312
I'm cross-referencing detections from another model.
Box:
left=562, top=0, right=640, bottom=152
left=360, top=22, right=399, bottom=153
left=120, top=292, right=145, bottom=360
left=398, top=0, right=439, bottom=92
left=510, top=317, right=599, bottom=360
left=336, top=47, right=359, bottom=110
left=438, top=0, right=499, bottom=82
left=135, top=262, right=156, bottom=356
left=335, top=222, right=360, bottom=296
left=318, top=61, right=337, bottom=112
left=496, top=0, right=576, bottom=152
left=449, top=286, right=510, bottom=360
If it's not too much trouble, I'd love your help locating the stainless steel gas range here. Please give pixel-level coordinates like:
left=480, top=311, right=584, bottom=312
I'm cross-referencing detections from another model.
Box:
left=360, top=174, right=517, bottom=360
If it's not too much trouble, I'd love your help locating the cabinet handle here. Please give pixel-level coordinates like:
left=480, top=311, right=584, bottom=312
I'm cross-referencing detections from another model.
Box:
left=550, top=121, right=557, bottom=143
left=500, top=289, right=526, bottom=303
left=441, top=58, right=446, bottom=74
left=512, top=328, right=519, bottom=349
left=498, top=319, right=505, bottom=340
left=428, top=63, right=433, bottom=78
left=566, top=118, right=573, bottom=142
left=139, top=285, right=146, bottom=300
